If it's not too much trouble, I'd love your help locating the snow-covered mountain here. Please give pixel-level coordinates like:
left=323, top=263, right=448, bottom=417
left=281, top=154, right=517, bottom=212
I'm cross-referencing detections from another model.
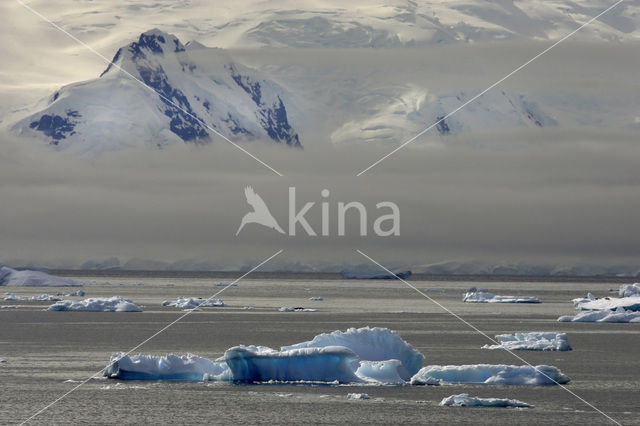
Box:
left=13, top=29, right=301, bottom=152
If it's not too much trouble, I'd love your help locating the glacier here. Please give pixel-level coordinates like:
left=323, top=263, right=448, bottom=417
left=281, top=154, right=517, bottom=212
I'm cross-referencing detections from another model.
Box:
left=558, top=308, right=640, bottom=323
left=48, top=296, right=142, bottom=312
left=0, top=266, right=80, bottom=287
left=463, top=288, right=540, bottom=304
left=281, top=327, right=424, bottom=381
left=440, top=393, right=534, bottom=408
left=412, top=364, right=570, bottom=386
left=162, top=297, right=225, bottom=309
left=15, top=29, right=301, bottom=152
left=482, top=332, right=571, bottom=351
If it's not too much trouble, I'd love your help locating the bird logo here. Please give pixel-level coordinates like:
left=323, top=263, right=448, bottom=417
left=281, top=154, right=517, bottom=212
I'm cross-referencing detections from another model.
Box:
left=236, top=186, right=285, bottom=236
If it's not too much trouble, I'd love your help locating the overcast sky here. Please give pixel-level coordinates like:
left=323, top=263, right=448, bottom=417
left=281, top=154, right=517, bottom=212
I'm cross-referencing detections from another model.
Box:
left=1, top=2, right=639, bottom=271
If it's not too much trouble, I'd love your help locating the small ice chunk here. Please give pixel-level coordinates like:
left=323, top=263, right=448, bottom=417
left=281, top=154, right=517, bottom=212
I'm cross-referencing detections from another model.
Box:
left=162, top=297, right=225, bottom=309
left=243, top=306, right=256, bottom=310
left=309, top=297, right=323, bottom=301
left=412, top=364, right=570, bottom=385
left=279, top=307, right=316, bottom=312
left=558, top=308, right=640, bottom=323
left=463, top=288, right=540, bottom=303
left=440, top=393, right=534, bottom=408
left=482, top=332, right=571, bottom=351
left=215, top=283, right=237, bottom=287
left=347, top=393, right=370, bottom=400
left=48, top=296, right=142, bottom=312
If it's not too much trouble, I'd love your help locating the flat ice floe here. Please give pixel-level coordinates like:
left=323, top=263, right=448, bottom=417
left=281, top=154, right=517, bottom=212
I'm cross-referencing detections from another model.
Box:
left=4, top=293, right=61, bottom=302
left=0, top=266, right=80, bottom=287
left=463, top=287, right=540, bottom=303
left=411, top=364, right=570, bottom=385
left=278, top=307, right=316, bottom=312
left=48, top=296, right=142, bottom=312
left=162, top=297, right=225, bottom=309
left=440, top=393, right=534, bottom=408
left=482, top=332, right=571, bottom=351
left=558, top=308, right=640, bottom=323
left=104, top=327, right=570, bottom=385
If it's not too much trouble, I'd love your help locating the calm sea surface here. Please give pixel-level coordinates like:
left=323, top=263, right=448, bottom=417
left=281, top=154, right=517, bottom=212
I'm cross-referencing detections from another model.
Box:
left=1, top=273, right=638, bottom=425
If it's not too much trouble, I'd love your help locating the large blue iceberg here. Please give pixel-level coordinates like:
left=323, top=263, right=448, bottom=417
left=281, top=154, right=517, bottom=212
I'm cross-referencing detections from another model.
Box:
left=104, top=327, right=570, bottom=386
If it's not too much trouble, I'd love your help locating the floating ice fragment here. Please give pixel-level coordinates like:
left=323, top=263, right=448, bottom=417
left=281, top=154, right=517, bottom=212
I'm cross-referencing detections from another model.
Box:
left=48, top=296, right=142, bottom=312
left=482, top=332, right=571, bottom=351
left=162, top=297, right=225, bottom=309
left=463, top=288, right=540, bottom=303
left=619, top=283, right=640, bottom=298
left=216, top=283, right=237, bottom=287
left=440, top=393, right=534, bottom=408
left=347, top=393, right=370, bottom=400
left=4, top=293, right=61, bottom=302
left=355, top=359, right=406, bottom=384
left=309, top=297, right=323, bottom=301
left=558, top=308, right=640, bottom=323
left=574, top=296, right=640, bottom=312
left=412, top=364, right=570, bottom=385
left=279, top=307, right=316, bottom=312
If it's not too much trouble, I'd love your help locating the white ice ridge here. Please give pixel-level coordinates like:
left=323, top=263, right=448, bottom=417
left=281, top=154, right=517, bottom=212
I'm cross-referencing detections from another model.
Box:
left=281, top=327, right=425, bottom=381
left=440, top=393, right=534, bottom=408
left=482, top=332, right=571, bottom=351
left=105, top=353, right=230, bottom=381
left=162, top=297, right=225, bottom=309
left=463, top=287, right=540, bottom=304
left=48, top=296, right=142, bottom=312
left=558, top=308, right=640, bottom=323
left=4, top=293, right=61, bottom=302
left=0, top=266, right=81, bottom=287
left=411, top=364, right=570, bottom=385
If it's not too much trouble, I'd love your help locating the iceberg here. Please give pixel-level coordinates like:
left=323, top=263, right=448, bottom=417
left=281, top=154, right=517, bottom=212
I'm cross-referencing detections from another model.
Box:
left=4, top=293, right=61, bottom=302
left=440, top=393, right=534, bottom=408
left=463, top=288, right=540, bottom=303
left=482, top=332, right=571, bottom=351
left=0, top=266, right=80, bottom=287
left=162, top=297, right=225, bottom=309
left=411, top=364, right=570, bottom=385
left=223, top=345, right=361, bottom=383
left=558, top=308, right=640, bottom=323
left=281, top=327, right=425, bottom=381
left=105, top=353, right=230, bottom=381
left=48, top=296, right=142, bottom=312
left=619, top=283, right=640, bottom=298
left=340, top=269, right=412, bottom=280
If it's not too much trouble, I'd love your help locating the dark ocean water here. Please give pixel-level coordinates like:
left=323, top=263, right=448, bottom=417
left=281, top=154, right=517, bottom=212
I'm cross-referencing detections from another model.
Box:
left=1, top=274, right=638, bottom=425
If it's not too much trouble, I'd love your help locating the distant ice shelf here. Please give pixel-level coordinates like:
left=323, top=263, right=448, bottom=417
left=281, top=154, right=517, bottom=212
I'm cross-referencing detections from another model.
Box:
left=440, top=393, right=534, bottom=408
left=48, top=296, right=142, bottom=312
left=0, top=266, right=81, bottom=287
left=482, top=332, right=571, bottom=351
left=463, top=287, right=540, bottom=303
